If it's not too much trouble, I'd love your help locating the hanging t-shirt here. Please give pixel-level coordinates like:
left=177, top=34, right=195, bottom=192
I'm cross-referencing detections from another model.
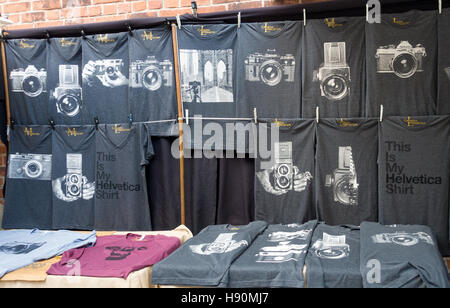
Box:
left=0, top=229, right=96, bottom=278
left=129, top=27, right=177, bottom=135
left=5, top=39, right=48, bottom=124
left=316, top=118, right=378, bottom=225
left=82, top=32, right=129, bottom=124
left=360, top=222, right=449, bottom=288
left=236, top=21, right=302, bottom=118
left=48, top=37, right=89, bottom=125
left=178, top=24, right=236, bottom=118
left=254, top=119, right=315, bottom=224
left=52, top=125, right=96, bottom=230
left=305, top=223, right=362, bottom=288
left=228, top=220, right=317, bottom=288
left=438, top=8, right=450, bottom=115
left=47, top=233, right=180, bottom=279
left=151, top=221, right=268, bottom=287
left=366, top=10, right=437, bottom=117
left=2, top=125, right=53, bottom=229
left=379, top=116, right=450, bottom=255
left=95, top=123, right=154, bottom=231
left=302, top=17, right=365, bottom=118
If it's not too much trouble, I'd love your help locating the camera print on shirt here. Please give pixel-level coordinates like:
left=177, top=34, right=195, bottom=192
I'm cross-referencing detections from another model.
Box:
left=10, top=65, right=47, bottom=98
left=311, top=233, right=350, bottom=260
left=130, top=56, right=173, bottom=92
left=50, top=65, right=83, bottom=119
left=180, top=49, right=233, bottom=104
left=313, top=42, right=351, bottom=101
left=371, top=231, right=434, bottom=246
left=376, top=41, right=426, bottom=79
left=189, top=233, right=248, bottom=255
left=0, top=242, right=46, bottom=254
left=8, top=152, right=52, bottom=181
left=82, top=59, right=129, bottom=88
left=325, top=146, right=359, bottom=206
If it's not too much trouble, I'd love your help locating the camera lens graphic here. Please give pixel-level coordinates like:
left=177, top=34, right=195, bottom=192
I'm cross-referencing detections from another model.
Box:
left=106, top=66, right=118, bottom=80
left=316, top=247, right=347, bottom=259
left=206, top=242, right=227, bottom=253
left=276, top=164, right=291, bottom=189
left=323, top=75, right=348, bottom=101
left=335, top=176, right=358, bottom=205
left=24, top=160, right=43, bottom=179
left=393, top=53, right=417, bottom=78
left=58, top=95, right=80, bottom=117
left=260, top=60, right=283, bottom=86
left=22, top=75, right=43, bottom=97
left=142, top=66, right=163, bottom=91
left=391, top=235, right=419, bottom=246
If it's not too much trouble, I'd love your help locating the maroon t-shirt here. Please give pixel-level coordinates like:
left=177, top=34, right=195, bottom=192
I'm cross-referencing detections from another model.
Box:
left=47, top=234, right=180, bottom=278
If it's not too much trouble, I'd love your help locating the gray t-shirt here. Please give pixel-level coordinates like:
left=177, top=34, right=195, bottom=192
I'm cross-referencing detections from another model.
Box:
left=178, top=24, right=236, bottom=118
left=52, top=125, right=96, bottom=230
left=316, top=118, right=378, bottom=225
left=2, top=125, right=53, bottom=229
left=82, top=32, right=129, bottom=124
left=302, top=17, right=365, bottom=118
left=95, top=123, right=154, bottom=231
left=305, top=223, right=362, bottom=288
left=236, top=21, right=302, bottom=118
left=151, top=221, right=268, bottom=287
left=228, top=220, right=317, bottom=288
left=129, top=27, right=177, bottom=136
left=379, top=116, right=450, bottom=255
left=438, top=8, right=450, bottom=115
left=6, top=39, right=48, bottom=125
left=254, top=119, right=315, bottom=224
left=48, top=37, right=89, bottom=125
left=360, top=222, right=449, bottom=288
left=366, top=10, right=437, bottom=117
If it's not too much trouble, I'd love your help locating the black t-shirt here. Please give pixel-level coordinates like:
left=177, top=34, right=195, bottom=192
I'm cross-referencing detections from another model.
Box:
left=366, top=10, right=437, bottom=117
left=48, top=37, right=89, bottom=125
left=2, top=125, right=52, bottom=229
left=129, top=27, right=177, bottom=135
left=52, top=125, right=96, bottom=230
left=254, top=119, right=315, bottom=224
left=316, top=118, right=378, bottom=225
left=82, top=32, right=129, bottom=124
left=178, top=24, right=237, bottom=117
left=438, top=8, right=450, bottom=115
left=95, top=123, right=154, bottom=231
left=302, top=17, right=365, bottom=118
left=236, top=21, right=302, bottom=118
left=379, top=116, right=450, bottom=255
left=6, top=39, right=48, bottom=124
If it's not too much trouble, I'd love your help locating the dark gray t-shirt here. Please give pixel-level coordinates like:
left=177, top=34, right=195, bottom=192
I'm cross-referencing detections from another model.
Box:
left=6, top=39, right=48, bottom=125
left=360, top=222, right=449, bottom=288
left=379, top=116, right=450, bottom=255
left=151, top=221, right=268, bottom=287
left=2, top=125, right=52, bottom=229
left=302, top=17, right=365, bottom=118
left=366, top=10, right=437, bottom=117
left=305, top=223, right=362, bottom=288
left=178, top=24, right=236, bottom=118
left=48, top=37, right=89, bottom=125
left=95, top=123, right=154, bottom=231
left=316, top=118, right=378, bottom=225
left=52, top=125, right=96, bottom=230
left=438, top=8, right=450, bottom=115
left=129, top=27, right=177, bottom=135
left=228, top=220, right=317, bottom=288
left=236, top=21, right=302, bottom=118
left=82, top=32, right=129, bottom=124
left=254, top=119, right=315, bottom=224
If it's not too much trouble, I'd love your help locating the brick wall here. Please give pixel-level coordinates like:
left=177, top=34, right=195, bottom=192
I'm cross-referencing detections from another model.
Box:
left=0, top=0, right=326, bottom=30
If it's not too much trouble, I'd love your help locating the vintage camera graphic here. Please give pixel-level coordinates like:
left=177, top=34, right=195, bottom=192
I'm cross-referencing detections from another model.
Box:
left=130, top=56, right=173, bottom=91
left=8, top=153, right=52, bottom=181
left=376, top=41, right=426, bottom=79
left=0, top=241, right=45, bottom=254
left=268, top=230, right=311, bottom=242
left=273, top=142, right=294, bottom=191
left=92, top=59, right=124, bottom=82
left=325, top=146, right=359, bottom=206
left=53, top=65, right=82, bottom=118
left=65, top=153, right=83, bottom=199
left=314, top=42, right=351, bottom=101
left=245, top=50, right=295, bottom=86
left=372, top=232, right=434, bottom=246
left=312, top=239, right=350, bottom=260
left=255, top=242, right=307, bottom=263
left=10, top=65, right=47, bottom=97
left=189, top=233, right=248, bottom=255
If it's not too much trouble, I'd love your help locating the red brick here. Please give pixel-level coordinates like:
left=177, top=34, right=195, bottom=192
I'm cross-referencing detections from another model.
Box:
left=95, top=15, right=127, bottom=23
left=46, top=10, right=61, bottom=20
left=4, top=13, right=20, bottom=24
left=198, top=4, right=227, bottom=13
left=181, top=0, right=211, bottom=7
left=164, top=0, right=179, bottom=9
left=65, top=17, right=96, bottom=25
left=3, top=2, right=31, bottom=14
left=32, top=0, right=62, bottom=11
left=228, top=1, right=262, bottom=11
left=158, top=8, right=191, bottom=17
left=88, top=5, right=102, bottom=17
left=21, top=12, right=45, bottom=23
left=128, top=11, right=158, bottom=19
left=92, top=0, right=121, bottom=4
left=62, top=0, right=92, bottom=7
left=103, top=3, right=117, bottom=15
left=147, top=0, right=162, bottom=10
left=61, top=7, right=88, bottom=19
left=117, top=2, right=132, bottom=14
left=211, top=0, right=236, bottom=4
left=132, top=1, right=147, bottom=12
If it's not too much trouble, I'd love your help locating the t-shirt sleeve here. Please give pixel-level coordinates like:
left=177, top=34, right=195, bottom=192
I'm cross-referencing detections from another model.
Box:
left=140, top=123, right=154, bottom=165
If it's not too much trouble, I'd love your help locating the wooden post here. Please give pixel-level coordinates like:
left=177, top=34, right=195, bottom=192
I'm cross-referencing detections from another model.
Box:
left=0, top=32, right=11, bottom=127
left=171, top=24, right=186, bottom=226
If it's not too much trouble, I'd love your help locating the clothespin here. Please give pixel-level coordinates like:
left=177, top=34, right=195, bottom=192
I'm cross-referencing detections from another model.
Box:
left=191, top=1, right=198, bottom=18
left=45, top=31, right=51, bottom=42
left=81, top=29, right=86, bottom=39
left=94, top=117, right=99, bottom=130
left=185, top=109, right=189, bottom=125
left=316, top=106, right=319, bottom=123
left=379, top=105, right=384, bottom=122
left=49, top=119, right=55, bottom=130
left=128, top=113, right=133, bottom=128
left=366, top=3, right=369, bottom=22
left=303, top=9, right=306, bottom=26
left=176, top=14, right=181, bottom=29
left=238, top=12, right=241, bottom=28
left=126, top=24, right=133, bottom=36
left=439, top=0, right=442, bottom=14
left=10, top=119, right=15, bottom=130
left=253, top=108, right=258, bottom=124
